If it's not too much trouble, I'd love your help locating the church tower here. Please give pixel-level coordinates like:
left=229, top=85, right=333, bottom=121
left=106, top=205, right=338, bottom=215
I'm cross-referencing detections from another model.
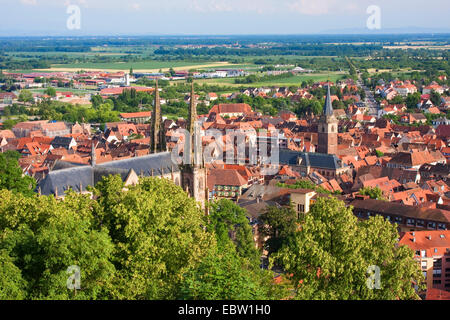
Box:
left=317, top=85, right=338, bottom=155
left=181, top=82, right=208, bottom=209
left=150, top=80, right=166, bottom=153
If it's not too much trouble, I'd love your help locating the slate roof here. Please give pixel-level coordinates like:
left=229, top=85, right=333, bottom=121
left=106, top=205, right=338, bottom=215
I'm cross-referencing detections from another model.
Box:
left=38, top=152, right=179, bottom=196
left=97, top=152, right=179, bottom=176
left=351, top=199, right=450, bottom=224
left=52, top=160, right=86, bottom=171
left=51, top=136, right=73, bottom=149
left=279, top=150, right=346, bottom=170
left=323, top=85, right=334, bottom=117
left=38, top=166, right=95, bottom=195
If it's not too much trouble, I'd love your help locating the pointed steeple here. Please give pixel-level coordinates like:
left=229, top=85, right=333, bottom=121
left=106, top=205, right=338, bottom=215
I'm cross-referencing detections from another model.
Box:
left=151, top=79, right=163, bottom=153
left=187, top=81, right=202, bottom=168
left=188, top=81, right=197, bottom=134
left=323, top=84, right=334, bottom=117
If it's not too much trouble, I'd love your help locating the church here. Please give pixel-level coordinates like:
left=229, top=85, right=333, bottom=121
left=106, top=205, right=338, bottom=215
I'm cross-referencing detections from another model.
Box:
left=38, top=81, right=208, bottom=208
left=279, top=85, right=350, bottom=178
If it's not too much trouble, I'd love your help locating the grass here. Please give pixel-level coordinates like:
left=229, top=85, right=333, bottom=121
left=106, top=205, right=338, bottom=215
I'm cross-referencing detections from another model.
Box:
left=28, top=88, right=96, bottom=95
left=367, top=68, right=426, bottom=75
left=5, top=51, right=125, bottom=57
left=45, top=61, right=232, bottom=72
left=191, top=72, right=346, bottom=87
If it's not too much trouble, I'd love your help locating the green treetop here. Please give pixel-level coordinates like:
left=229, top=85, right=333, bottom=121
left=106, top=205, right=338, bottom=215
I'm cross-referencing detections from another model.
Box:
left=274, top=196, right=424, bottom=300
left=0, top=151, right=36, bottom=197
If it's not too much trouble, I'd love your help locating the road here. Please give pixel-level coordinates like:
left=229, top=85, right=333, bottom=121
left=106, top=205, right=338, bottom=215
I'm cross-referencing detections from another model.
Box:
left=357, top=72, right=380, bottom=117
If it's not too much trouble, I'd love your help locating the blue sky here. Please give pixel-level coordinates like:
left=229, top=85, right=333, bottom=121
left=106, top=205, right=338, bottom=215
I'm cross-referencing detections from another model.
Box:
left=1, top=0, right=450, bottom=36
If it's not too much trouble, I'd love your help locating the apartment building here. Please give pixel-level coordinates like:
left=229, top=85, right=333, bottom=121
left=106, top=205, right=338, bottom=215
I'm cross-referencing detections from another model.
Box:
left=399, top=230, right=450, bottom=292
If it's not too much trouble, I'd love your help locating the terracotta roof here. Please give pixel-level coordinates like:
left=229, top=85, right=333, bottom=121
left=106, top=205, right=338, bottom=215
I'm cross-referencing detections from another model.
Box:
left=208, top=168, right=248, bottom=189
left=209, top=103, right=253, bottom=115
left=119, top=111, right=152, bottom=119
left=426, top=289, right=450, bottom=300
left=399, top=230, right=450, bottom=257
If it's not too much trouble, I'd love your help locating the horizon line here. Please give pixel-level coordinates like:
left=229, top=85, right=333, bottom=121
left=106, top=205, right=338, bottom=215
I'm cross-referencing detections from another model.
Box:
left=1, top=32, right=450, bottom=38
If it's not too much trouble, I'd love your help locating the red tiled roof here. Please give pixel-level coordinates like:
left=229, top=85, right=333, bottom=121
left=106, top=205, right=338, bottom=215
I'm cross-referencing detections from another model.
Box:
left=119, top=111, right=152, bottom=119
left=208, top=168, right=248, bottom=189
left=209, top=103, right=253, bottom=115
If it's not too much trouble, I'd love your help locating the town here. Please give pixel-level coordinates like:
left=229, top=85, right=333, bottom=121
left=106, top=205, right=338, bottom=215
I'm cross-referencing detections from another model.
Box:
left=1, top=58, right=450, bottom=300
left=1, top=0, right=450, bottom=298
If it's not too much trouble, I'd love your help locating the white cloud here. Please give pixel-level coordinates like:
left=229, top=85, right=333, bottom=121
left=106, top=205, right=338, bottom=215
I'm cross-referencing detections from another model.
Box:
left=188, top=0, right=273, bottom=14
left=20, top=0, right=37, bottom=5
left=63, top=0, right=88, bottom=8
left=130, top=3, right=141, bottom=10
left=288, top=0, right=361, bottom=15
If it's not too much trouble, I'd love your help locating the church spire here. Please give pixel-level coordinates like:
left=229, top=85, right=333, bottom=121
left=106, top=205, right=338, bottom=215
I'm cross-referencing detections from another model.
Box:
left=187, top=81, right=201, bottom=168
left=180, top=80, right=207, bottom=210
left=188, top=81, right=197, bottom=134
left=317, top=84, right=338, bottom=155
left=151, top=79, right=164, bottom=153
left=323, top=84, right=334, bottom=117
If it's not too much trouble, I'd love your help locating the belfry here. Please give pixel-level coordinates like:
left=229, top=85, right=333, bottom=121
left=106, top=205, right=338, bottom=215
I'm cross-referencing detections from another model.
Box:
left=150, top=79, right=166, bottom=153
left=317, top=85, right=338, bottom=155
left=180, top=82, right=208, bottom=208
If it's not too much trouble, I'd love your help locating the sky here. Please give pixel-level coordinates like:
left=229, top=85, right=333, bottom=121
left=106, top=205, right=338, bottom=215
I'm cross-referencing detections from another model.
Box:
left=1, top=0, right=450, bottom=36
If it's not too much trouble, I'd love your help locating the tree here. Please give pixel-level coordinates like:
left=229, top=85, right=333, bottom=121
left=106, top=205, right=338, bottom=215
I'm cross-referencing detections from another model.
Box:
left=0, top=190, right=115, bottom=300
left=92, top=175, right=214, bottom=300
left=359, top=187, right=385, bottom=200
left=207, top=199, right=260, bottom=264
left=44, top=87, right=56, bottom=97
left=0, top=249, right=27, bottom=300
left=375, top=150, right=384, bottom=158
left=91, top=95, right=103, bottom=109
left=1, top=119, right=18, bottom=130
left=179, top=243, right=285, bottom=300
left=274, top=197, right=424, bottom=300
left=430, top=90, right=442, bottom=106
left=390, top=95, right=405, bottom=105
left=406, top=92, right=421, bottom=109
left=18, top=90, right=33, bottom=103
left=0, top=151, right=36, bottom=196
left=258, top=206, right=299, bottom=257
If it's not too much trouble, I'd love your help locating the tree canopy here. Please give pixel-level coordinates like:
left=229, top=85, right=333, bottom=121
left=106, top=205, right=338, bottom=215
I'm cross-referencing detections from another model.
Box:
left=274, top=196, right=424, bottom=300
left=0, top=151, right=36, bottom=196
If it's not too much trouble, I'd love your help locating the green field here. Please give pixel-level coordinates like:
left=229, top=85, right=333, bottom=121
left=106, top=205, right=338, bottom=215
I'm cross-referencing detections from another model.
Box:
left=191, top=72, right=346, bottom=87
left=6, top=51, right=126, bottom=58
left=28, top=88, right=96, bottom=95
left=47, top=61, right=230, bottom=71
